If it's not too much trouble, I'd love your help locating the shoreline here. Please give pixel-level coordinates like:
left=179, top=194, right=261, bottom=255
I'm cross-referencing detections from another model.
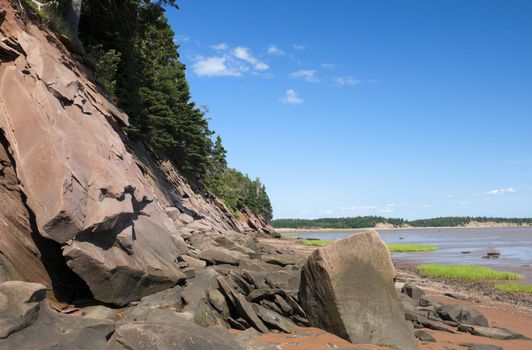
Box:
left=275, top=225, right=532, bottom=233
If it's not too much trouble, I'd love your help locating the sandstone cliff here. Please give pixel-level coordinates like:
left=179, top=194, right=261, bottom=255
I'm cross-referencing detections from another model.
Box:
left=0, top=1, right=273, bottom=306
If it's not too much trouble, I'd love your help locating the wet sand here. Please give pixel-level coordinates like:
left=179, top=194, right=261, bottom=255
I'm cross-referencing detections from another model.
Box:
left=257, top=236, right=532, bottom=350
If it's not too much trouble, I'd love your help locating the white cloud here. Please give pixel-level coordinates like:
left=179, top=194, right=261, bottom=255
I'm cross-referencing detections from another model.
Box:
left=290, top=69, right=318, bottom=82
left=267, top=45, right=285, bottom=56
left=192, top=56, right=241, bottom=77
left=334, top=76, right=361, bottom=86
left=174, top=34, right=190, bottom=43
left=233, top=47, right=269, bottom=71
left=292, top=44, right=306, bottom=50
left=210, top=43, right=228, bottom=51
left=487, top=188, right=516, bottom=195
left=421, top=204, right=432, bottom=208
left=446, top=194, right=455, bottom=199
left=459, top=201, right=470, bottom=205
left=477, top=188, right=517, bottom=197
left=279, top=89, right=303, bottom=105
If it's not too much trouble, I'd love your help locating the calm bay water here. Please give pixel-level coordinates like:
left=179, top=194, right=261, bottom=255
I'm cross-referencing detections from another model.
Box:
left=296, top=227, right=532, bottom=283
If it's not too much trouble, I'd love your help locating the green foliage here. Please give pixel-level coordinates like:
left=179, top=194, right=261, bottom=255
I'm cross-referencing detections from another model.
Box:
left=86, top=44, right=121, bottom=99
left=77, top=0, right=273, bottom=220
left=417, top=264, right=523, bottom=281
left=79, top=0, right=213, bottom=178
left=272, top=216, right=407, bottom=229
left=272, top=216, right=532, bottom=228
left=494, top=283, right=532, bottom=294
left=386, top=244, right=438, bottom=252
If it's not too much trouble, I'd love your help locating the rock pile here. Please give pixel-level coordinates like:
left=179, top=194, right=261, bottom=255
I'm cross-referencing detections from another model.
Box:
left=401, top=283, right=530, bottom=341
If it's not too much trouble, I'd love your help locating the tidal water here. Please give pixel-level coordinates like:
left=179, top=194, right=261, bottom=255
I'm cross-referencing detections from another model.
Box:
left=296, top=227, right=532, bottom=283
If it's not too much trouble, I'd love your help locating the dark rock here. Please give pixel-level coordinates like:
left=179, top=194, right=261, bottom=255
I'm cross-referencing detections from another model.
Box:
left=247, top=288, right=284, bottom=303
left=436, top=304, right=489, bottom=327
left=0, top=282, right=114, bottom=349
left=182, top=267, right=196, bottom=279
left=181, top=255, right=207, bottom=270
left=0, top=281, right=47, bottom=338
left=262, top=254, right=305, bottom=267
left=299, top=230, right=417, bottom=350
left=242, top=270, right=269, bottom=289
left=195, top=298, right=228, bottom=328
left=139, top=285, right=183, bottom=309
left=208, top=288, right=230, bottom=316
left=401, top=283, right=425, bottom=301
left=460, top=343, right=503, bottom=350
left=416, top=315, right=457, bottom=333
left=414, top=330, right=436, bottom=342
left=230, top=290, right=269, bottom=333
left=83, top=305, right=119, bottom=321
left=239, top=258, right=279, bottom=272
left=252, top=304, right=296, bottom=333
left=231, top=272, right=254, bottom=295
left=274, top=294, right=293, bottom=315
left=265, top=270, right=300, bottom=291
left=457, top=325, right=529, bottom=340
left=198, top=247, right=243, bottom=265
left=260, top=299, right=284, bottom=314
left=105, top=321, right=244, bottom=350
left=444, top=292, right=468, bottom=300
left=419, top=296, right=442, bottom=308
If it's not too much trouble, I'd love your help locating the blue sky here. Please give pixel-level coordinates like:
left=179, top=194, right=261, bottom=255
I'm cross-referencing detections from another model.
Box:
left=166, top=0, right=532, bottom=220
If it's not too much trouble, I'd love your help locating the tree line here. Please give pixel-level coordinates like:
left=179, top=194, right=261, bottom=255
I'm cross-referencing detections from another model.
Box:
left=272, top=216, right=532, bottom=229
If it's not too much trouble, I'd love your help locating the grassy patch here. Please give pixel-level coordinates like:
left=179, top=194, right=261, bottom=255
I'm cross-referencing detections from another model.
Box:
left=387, top=243, right=438, bottom=252
left=281, top=233, right=300, bottom=238
left=494, top=283, right=532, bottom=294
left=418, top=264, right=523, bottom=281
left=298, top=239, right=331, bottom=247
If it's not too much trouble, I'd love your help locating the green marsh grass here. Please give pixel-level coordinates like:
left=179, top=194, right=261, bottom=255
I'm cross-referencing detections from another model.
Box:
left=386, top=243, right=438, bottom=252
left=494, top=283, right=532, bottom=294
left=418, top=264, right=523, bottom=281
left=298, top=239, right=331, bottom=247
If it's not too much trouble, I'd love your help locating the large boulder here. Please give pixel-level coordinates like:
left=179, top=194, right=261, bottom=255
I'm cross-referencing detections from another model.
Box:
left=105, top=322, right=244, bottom=350
left=436, top=304, right=489, bottom=327
left=0, top=281, right=114, bottom=349
left=299, top=230, right=418, bottom=350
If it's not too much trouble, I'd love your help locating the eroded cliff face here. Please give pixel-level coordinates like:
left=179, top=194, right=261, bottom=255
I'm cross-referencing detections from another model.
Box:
left=0, top=1, right=272, bottom=306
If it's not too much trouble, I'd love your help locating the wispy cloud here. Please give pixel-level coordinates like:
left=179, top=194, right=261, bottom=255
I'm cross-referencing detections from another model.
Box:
left=279, top=89, right=303, bottom=105
left=421, top=204, right=433, bottom=208
left=459, top=201, right=470, bottom=205
left=210, top=43, right=228, bottom=51
left=477, top=188, right=517, bottom=197
left=192, top=56, right=241, bottom=77
left=321, top=63, right=341, bottom=69
left=267, top=45, right=285, bottom=56
left=290, top=69, right=318, bottom=82
left=334, top=76, right=361, bottom=86
left=446, top=194, right=455, bottom=199
left=292, top=44, right=306, bottom=50
left=233, top=47, right=269, bottom=71
left=174, top=34, right=190, bottom=43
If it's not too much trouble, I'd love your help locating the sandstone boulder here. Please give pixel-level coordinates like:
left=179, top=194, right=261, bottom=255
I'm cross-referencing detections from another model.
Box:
left=105, top=322, right=244, bottom=350
left=299, top=230, right=418, bottom=350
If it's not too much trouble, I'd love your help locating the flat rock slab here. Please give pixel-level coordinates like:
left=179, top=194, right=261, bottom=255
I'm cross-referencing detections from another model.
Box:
left=105, top=322, right=244, bottom=350
left=436, top=304, right=489, bottom=327
left=299, top=229, right=418, bottom=350
left=458, top=324, right=530, bottom=340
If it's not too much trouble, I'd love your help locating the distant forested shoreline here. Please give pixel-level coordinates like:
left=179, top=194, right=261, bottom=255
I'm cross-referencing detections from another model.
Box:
left=271, top=216, right=532, bottom=229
